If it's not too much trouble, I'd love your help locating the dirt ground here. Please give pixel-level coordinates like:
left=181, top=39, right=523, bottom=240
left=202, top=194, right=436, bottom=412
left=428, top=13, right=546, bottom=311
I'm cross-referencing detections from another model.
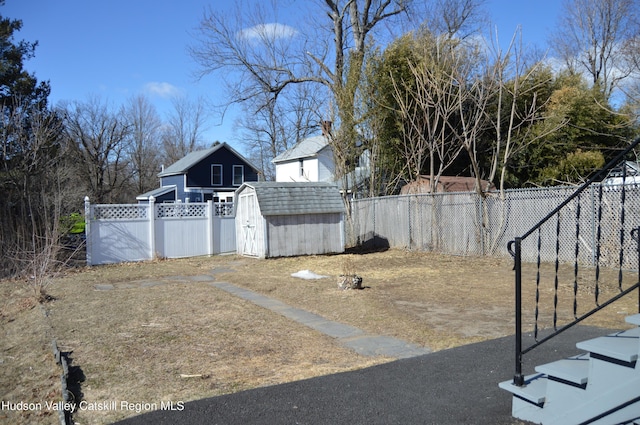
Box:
left=1, top=249, right=638, bottom=424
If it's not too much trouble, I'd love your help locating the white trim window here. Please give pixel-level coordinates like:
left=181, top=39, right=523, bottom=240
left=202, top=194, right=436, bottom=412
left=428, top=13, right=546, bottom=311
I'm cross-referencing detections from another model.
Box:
left=233, top=165, right=244, bottom=186
left=212, top=164, right=223, bottom=186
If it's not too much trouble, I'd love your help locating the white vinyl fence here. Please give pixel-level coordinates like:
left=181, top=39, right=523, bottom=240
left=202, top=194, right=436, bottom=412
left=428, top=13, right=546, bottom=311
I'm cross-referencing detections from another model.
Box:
left=84, top=197, right=236, bottom=266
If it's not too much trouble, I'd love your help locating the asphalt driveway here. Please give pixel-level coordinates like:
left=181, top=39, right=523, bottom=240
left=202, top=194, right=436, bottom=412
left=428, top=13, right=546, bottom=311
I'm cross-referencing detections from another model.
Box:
left=114, top=325, right=613, bottom=425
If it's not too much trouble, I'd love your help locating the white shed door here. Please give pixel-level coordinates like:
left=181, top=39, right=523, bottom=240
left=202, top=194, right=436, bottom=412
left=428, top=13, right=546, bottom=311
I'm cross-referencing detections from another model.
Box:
left=240, top=192, right=258, bottom=256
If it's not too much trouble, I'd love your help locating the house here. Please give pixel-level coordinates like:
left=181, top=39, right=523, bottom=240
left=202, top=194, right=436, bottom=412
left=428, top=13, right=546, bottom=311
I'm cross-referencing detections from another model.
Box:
left=137, top=142, right=261, bottom=204
left=603, top=160, right=640, bottom=186
left=400, top=175, right=495, bottom=194
left=234, top=181, right=345, bottom=258
left=272, top=134, right=335, bottom=182
left=272, top=123, right=370, bottom=197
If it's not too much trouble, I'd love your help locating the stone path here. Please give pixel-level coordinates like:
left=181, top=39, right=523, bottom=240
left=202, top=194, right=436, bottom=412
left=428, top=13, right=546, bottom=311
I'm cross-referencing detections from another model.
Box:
left=211, top=281, right=431, bottom=359
left=94, top=274, right=431, bottom=359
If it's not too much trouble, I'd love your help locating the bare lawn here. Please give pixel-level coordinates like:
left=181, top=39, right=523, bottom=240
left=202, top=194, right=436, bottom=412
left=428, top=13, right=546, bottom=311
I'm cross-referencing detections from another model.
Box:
left=1, top=249, right=637, bottom=424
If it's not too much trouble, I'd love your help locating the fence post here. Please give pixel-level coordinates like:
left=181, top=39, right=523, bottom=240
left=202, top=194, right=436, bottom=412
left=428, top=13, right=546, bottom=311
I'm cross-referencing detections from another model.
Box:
left=149, top=196, right=156, bottom=260
left=207, top=200, right=214, bottom=255
left=407, top=195, right=412, bottom=249
left=634, top=227, right=640, bottom=314
left=84, top=196, right=91, bottom=266
left=589, top=185, right=597, bottom=266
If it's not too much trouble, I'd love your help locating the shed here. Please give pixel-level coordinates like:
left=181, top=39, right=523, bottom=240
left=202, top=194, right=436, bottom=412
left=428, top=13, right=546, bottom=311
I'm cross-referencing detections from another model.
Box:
left=235, top=182, right=345, bottom=258
left=400, top=175, right=495, bottom=194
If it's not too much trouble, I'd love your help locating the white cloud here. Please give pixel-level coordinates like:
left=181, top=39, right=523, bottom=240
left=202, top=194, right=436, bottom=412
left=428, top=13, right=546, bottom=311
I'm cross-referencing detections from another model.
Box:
left=143, top=82, right=182, bottom=98
left=238, top=23, right=298, bottom=41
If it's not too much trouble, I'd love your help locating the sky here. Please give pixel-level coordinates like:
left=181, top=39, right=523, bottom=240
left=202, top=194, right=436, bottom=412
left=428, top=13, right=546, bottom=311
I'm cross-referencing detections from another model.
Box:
left=5, top=0, right=563, bottom=154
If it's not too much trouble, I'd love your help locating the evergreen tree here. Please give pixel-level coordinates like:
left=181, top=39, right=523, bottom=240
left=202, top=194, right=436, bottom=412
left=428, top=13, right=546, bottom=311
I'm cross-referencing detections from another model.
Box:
left=0, top=3, right=69, bottom=279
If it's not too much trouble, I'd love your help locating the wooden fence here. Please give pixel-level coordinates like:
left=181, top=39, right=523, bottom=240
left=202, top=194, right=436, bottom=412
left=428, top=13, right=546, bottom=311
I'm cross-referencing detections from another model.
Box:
left=349, top=184, right=640, bottom=268
left=84, top=197, right=236, bottom=266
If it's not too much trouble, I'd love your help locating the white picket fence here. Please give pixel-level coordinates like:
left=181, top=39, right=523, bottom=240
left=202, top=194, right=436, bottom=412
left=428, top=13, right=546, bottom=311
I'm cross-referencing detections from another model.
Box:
left=84, top=197, right=236, bottom=266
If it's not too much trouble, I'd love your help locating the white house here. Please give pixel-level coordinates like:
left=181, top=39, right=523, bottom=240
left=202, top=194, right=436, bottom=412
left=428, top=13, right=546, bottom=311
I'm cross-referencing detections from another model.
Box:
left=272, top=135, right=335, bottom=182
left=272, top=124, right=371, bottom=198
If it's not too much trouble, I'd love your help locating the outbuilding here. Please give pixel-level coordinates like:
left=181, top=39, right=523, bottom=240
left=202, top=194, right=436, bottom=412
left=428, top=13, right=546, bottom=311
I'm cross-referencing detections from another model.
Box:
left=235, top=182, right=345, bottom=258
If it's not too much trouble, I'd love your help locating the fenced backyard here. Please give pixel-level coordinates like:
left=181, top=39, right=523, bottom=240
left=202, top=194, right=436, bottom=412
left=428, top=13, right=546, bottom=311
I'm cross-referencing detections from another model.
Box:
left=83, top=183, right=640, bottom=269
left=349, top=183, right=640, bottom=268
left=84, top=197, right=236, bottom=266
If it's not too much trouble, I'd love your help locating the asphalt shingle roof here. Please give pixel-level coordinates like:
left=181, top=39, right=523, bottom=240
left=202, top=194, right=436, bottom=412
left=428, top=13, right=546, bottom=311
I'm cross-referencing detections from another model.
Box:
left=238, top=182, right=345, bottom=216
left=136, top=185, right=176, bottom=200
left=272, top=136, right=330, bottom=163
left=158, top=143, right=260, bottom=177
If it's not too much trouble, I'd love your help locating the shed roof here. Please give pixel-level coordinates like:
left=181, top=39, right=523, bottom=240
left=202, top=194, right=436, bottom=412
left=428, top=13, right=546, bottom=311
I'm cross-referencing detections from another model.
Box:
left=237, top=182, right=345, bottom=216
left=159, top=142, right=260, bottom=177
left=272, top=135, right=331, bottom=163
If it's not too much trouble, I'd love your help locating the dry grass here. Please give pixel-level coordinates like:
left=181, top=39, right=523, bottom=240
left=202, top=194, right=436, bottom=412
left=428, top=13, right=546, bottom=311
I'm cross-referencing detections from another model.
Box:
left=1, top=249, right=638, bottom=424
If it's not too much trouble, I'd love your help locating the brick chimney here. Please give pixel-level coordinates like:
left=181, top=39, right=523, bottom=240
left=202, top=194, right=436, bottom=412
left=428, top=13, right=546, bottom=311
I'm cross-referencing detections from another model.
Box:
left=321, top=120, right=332, bottom=137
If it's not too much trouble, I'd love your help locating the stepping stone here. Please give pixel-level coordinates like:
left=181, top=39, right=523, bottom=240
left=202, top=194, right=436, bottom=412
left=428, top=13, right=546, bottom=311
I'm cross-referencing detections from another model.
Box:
left=139, top=281, right=165, bottom=288
left=340, top=335, right=431, bottom=358
left=211, top=282, right=431, bottom=359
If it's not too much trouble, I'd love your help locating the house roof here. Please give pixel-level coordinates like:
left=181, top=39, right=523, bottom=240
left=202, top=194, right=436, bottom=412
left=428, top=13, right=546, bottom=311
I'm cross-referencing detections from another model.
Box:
left=607, top=161, right=640, bottom=178
left=236, top=182, right=345, bottom=216
left=400, top=176, right=495, bottom=194
left=136, top=185, right=176, bottom=201
left=272, top=135, right=331, bottom=163
left=159, top=142, right=261, bottom=177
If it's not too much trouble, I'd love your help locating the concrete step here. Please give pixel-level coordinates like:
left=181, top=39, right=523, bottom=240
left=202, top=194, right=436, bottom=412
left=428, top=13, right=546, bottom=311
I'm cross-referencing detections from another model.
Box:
left=623, top=326, right=640, bottom=337
left=500, top=315, right=640, bottom=424
left=535, top=353, right=589, bottom=386
left=576, top=332, right=639, bottom=364
left=626, top=314, right=640, bottom=326
left=499, top=373, right=547, bottom=406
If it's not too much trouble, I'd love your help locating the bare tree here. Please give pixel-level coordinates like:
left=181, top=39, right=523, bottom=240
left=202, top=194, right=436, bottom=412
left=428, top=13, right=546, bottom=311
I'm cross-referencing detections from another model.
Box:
left=619, top=26, right=640, bottom=117
left=1, top=98, right=79, bottom=291
left=448, top=29, right=569, bottom=254
left=423, top=0, right=488, bottom=40
left=191, top=0, right=409, bottom=198
left=64, top=97, right=132, bottom=203
left=124, top=94, right=162, bottom=194
left=388, top=32, right=467, bottom=190
left=161, top=95, right=208, bottom=164
left=239, top=81, right=321, bottom=180
left=552, top=0, right=640, bottom=99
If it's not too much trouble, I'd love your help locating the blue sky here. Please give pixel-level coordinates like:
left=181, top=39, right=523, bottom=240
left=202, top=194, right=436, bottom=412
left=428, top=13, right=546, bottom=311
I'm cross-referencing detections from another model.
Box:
left=5, top=0, right=562, bottom=151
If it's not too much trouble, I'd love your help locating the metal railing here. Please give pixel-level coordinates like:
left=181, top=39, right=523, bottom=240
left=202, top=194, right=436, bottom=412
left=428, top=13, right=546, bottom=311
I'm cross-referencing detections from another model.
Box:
left=507, top=137, right=640, bottom=387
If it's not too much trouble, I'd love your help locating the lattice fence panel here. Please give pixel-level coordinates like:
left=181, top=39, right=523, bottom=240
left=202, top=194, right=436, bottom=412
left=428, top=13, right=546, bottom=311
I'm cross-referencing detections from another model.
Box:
left=156, top=203, right=207, bottom=218
left=214, top=203, right=234, bottom=217
left=92, top=204, right=149, bottom=220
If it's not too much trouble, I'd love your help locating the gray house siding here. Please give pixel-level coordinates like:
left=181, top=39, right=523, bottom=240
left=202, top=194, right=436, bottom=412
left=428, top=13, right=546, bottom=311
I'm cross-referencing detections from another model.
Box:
left=159, top=175, right=186, bottom=201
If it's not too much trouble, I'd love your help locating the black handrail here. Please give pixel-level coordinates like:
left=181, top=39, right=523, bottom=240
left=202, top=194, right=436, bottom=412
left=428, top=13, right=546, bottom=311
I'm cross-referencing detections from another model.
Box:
left=508, top=137, right=640, bottom=387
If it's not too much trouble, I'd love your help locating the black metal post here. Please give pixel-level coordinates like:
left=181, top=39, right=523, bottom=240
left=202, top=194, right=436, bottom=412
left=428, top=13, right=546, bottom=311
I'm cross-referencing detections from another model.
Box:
left=636, top=228, right=640, bottom=314
left=509, top=237, right=524, bottom=386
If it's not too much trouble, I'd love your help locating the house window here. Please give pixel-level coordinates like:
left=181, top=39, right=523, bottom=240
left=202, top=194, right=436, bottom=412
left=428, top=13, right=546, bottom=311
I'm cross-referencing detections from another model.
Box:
left=212, top=164, right=223, bottom=186
left=233, top=165, right=244, bottom=186
left=299, top=159, right=304, bottom=177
